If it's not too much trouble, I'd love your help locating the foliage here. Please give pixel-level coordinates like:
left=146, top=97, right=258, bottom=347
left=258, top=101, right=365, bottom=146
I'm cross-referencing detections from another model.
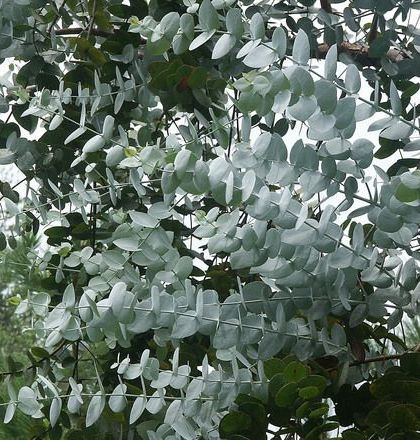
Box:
left=0, top=0, right=419, bottom=438
left=0, top=234, right=45, bottom=438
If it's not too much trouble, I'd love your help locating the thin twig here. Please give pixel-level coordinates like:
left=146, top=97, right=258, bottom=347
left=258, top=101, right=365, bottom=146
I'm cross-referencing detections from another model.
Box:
left=87, top=0, right=97, bottom=39
left=55, top=27, right=113, bottom=38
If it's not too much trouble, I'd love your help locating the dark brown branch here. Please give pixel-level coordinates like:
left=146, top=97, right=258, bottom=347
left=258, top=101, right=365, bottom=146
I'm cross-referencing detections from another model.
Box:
left=317, top=41, right=406, bottom=66
left=350, top=352, right=407, bottom=366
left=0, top=341, right=67, bottom=377
left=55, top=27, right=114, bottom=37
left=320, top=0, right=332, bottom=14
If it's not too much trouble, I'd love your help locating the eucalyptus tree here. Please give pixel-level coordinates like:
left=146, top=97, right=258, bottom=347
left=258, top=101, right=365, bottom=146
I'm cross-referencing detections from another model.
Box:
left=0, top=0, right=419, bottom=439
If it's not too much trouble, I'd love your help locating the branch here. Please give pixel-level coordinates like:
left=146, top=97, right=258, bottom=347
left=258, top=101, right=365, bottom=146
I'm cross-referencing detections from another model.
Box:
left=350, top=352, right=408, bottom=366
left=87, top=0, right=97, bottom=39
left=317, top=41, right=406, bottom=66
left=55, top=27, right=113, bottom=37
left=320, top=0, right=332, bottom=14
left=0, top=341, right=67, bottom=377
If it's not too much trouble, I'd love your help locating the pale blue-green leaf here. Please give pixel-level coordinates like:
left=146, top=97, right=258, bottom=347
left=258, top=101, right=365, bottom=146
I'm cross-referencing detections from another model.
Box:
left=318, top=204, right=335, bottom=236
left=314, top=80, right=337, bottom=113
left=65, top=127, right=86, bottom=145
left=114, top=237, right=140, bottom=251
left=129, top=396, right=146, bottom=424
left=49, top=397, right=62, bottom=428
left=324, top=44, right=337, bottom=80
left=189, top=30, right=216, bottom=51
left=225, top=171, right=234, bottom=204
left=343, top=7, right=359, bottom=31
left=281, top=228, right=317, bottom=245
left=180, top=12, right=194, bottom=37
left=0, top=149, right=15, bottom=165
left=32, top=292, right=50, bottom=316
left=292, top=29, right=310, bottom=65
left=400, top=258, right=416, bottom=290
left=377, top=207, right=403, bottom=233
left=160, top=12, right=180, bottom=39
left=389, top=80, right=402, bottom=116
left=404, top=139, right=420, bottom=151
left=258, top=333, right=285, bottom=359
left=352, top=223, right=364, bottom=254
left=109, top=282, right=134, bottom=323
left=129, top=211, right=159, bottom=228
left=173, top=416, right=196, bottom=440
left=250, top=13, right=265, bottom=40
left=272, top=27, right=287, bottom=57
left=106, top=145, right=126, bottom=168
left=344, top=64, right=361, bottom=94
left=174, top=149, right=191, bottom=178
left=173, top=256, right=193, bottom=279
left=276, top=302, right=286, bottom=333
left=380, top=121, right=413, bottom=140
left=253, top=132, right=271, bottom=157
left=149, top=202, right=171, bottom=219
left=368, top=116, right=393, bottom=132
left=226, top=8, right=243, bottom=38
left=86, top=391, right=105, bottom=428
left=272, top=90, right=291, bottom=113
left=253, top=75, right=271, bottom=95
left=195, top=224, right=216, bottom=238
left=212, top=33, right=236, bottom=59
left=286, top=65, right=314, bottom=96
left=242, top=169, right=256, bottom=202
left=308, top=112, right=336, bottom=132
left=334, top=97, right=355, bottom=129
left=172, top=312, right=199, bottom=339
left=114, top=92, right=125, bottom=114
left=83, top=135, right=105, bottom=153
left=151, top=371, right=172, bottom=389
left=109, top=384, right=127, bottom=413
left=243, top=44, right=278, bottom=68
left=102, top=115, right=115, bottom=140
left=355, top=103, right=375, bottom=121
left=63, top=284, right=75, bottom=309
left=186, top=378, right=203, bottom=400
left=401, top=171, right=420, bottom=189
left=237, top=39, right=260, bottom=59
left=17, top=387, right=41, bottom=416
left=287, top=95, right=317, bottom=121
left=145, top=390, right=165, bottom=414
left=49, top=114, right=63, bottom=131
left=164, top=399, right=182, bottom=425
left=60, top=316, right=81, bottom=341
left=4, top=403, right=15, bottom=424
left=213, top=320, right=239, bottom=349
left=295, top=203, right=308, bottom=230
left=171, top=365, right=190, bottom=390
left=325, top=138, right=351, bottom=156
left=199, top=0, right=219, bottom=31
left=103, top=250, right=125, bottom=269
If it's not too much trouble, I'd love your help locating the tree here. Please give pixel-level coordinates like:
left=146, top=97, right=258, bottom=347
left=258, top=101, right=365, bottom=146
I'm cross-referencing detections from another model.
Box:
left=0, top=0, right=419, bottom=438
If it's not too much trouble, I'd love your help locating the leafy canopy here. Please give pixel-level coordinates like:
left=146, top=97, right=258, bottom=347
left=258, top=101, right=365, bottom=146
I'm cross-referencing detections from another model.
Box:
left=0, top=0, right=419, bottom=439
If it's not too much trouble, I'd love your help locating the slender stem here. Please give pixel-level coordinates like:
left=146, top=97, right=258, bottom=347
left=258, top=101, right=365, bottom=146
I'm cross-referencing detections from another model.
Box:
left=350, top=352, right=407, bottom=366
left=55, top=27, right=113, bottom=37
left=87, top=0, right=97, bottom=39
